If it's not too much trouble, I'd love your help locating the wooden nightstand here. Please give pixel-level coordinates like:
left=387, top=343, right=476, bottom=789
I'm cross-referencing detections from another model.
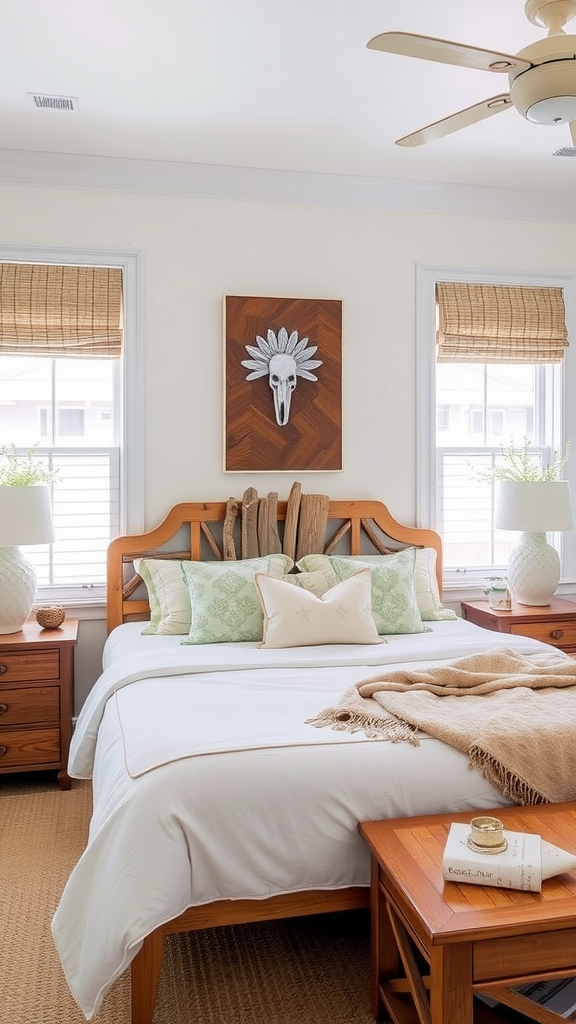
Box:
left=461, top=597, right=576, bottom=654
left=359, top=804, right=576, bottom=1024
left=0, top=619, right=78, bottom=789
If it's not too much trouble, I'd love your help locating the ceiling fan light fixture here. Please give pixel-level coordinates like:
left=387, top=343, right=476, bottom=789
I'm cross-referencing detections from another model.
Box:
left=510, top=60, right=576, bottom=123
left=527, top=93, right=576, bottom=120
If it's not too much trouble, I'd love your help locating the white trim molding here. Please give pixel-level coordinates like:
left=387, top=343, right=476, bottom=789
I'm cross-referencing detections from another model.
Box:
left=0, top=149, right=576, bottom=223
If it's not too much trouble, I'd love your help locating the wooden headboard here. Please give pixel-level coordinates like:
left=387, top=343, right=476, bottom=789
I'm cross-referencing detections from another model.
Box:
left=106, top=493, right=442, bottom=634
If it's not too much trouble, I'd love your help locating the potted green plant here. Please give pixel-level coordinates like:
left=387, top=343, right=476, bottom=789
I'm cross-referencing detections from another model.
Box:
left=476, top=437, right=571, bottom=484
left=0, top=443, right=57, bottom=486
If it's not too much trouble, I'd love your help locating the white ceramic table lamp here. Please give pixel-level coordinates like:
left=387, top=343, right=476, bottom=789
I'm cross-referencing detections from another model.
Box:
left=0, top=485, right=55, bottom=634
left=495, top=480, right=574, bottom=606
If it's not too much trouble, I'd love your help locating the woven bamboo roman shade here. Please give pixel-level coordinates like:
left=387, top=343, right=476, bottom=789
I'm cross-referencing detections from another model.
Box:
left=0, top=264, right=123, bottom=357
left=436, top=282, right=568, bottom=363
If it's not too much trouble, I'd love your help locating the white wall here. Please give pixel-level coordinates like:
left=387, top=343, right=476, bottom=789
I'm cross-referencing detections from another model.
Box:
left=1, top=180, right=573, bottom=705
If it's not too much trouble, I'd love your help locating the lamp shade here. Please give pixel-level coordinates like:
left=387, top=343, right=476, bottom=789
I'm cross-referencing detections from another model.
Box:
left=0, top=485, right=55, bottom=633
left=0, top=485, right=55, bottom=546
left=495, top=480, right=574, bottom=533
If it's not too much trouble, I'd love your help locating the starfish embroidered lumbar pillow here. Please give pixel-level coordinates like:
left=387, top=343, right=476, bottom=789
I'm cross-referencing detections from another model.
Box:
left=254, top=568, right=385, bottom=649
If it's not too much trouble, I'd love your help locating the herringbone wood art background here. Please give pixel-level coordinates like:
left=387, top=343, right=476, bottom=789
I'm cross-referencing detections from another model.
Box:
left=225, top=295, right=342, bottom=472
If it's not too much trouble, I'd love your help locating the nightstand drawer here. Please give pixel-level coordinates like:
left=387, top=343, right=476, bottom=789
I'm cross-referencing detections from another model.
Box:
left=0, top=727, right=60, bottom=767
left=0, top=651, right=60, bottom=682
left=0, top=686, right=60, bottom=725
left=510, top=620, right=576, bottom=648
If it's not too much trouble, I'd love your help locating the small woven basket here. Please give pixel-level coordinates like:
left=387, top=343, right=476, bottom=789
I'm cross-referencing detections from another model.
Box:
left=36, top=606, right=66, bottom=630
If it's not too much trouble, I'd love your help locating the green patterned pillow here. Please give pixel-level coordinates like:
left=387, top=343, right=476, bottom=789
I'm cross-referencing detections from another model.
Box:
left=298, top=548, right=456, bottom=621
left=298, top=549, right=425, bottom=634
left=282, top=567, right=339, bottom=597
left=180, top=554, right=294, bottom=644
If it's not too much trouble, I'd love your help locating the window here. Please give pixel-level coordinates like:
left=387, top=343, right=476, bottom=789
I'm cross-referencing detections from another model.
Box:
left=0, top=247, right=143, bottom=604
left=417, top=266, right=576, bottom=589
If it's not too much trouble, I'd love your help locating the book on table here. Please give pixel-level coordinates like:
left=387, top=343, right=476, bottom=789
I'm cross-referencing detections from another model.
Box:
left=442, top=822, right=542, bottom=892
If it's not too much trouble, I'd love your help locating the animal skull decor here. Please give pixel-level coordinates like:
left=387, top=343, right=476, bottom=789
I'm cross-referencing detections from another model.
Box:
left=241, top=327, right=323, bottom=426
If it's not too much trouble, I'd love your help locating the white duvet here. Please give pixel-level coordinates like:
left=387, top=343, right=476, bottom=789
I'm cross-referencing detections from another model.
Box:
left=52, top=619, right=554, bottom=1019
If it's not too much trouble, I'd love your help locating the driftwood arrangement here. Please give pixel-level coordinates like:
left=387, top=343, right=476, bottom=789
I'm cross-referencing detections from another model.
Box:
left=122, top=483, right=400, bottom=603
left=224, top=482, right=330, bottom=561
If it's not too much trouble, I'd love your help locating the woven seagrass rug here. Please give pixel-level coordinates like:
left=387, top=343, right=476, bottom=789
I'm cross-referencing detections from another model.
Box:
left=0, top=773, right=372, bottom=1024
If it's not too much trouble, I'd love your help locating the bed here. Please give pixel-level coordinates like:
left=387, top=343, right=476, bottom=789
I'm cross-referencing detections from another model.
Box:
left=51, top=494, right=570, bottom=1024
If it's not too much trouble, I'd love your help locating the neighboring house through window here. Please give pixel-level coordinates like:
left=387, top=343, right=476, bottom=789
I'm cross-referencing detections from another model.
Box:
left=417, top=265, right=576, bottom=591
left=0, top=246, right=143, bottom=605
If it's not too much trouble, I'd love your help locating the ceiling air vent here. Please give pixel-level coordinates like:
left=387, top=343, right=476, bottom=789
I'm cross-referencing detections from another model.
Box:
left=27, top=93, right=78, bottom=111
left=553, top=146, right=576, bottom=156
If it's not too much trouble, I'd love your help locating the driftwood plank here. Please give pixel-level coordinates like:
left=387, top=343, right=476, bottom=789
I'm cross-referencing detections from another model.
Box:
left=241, top=487, right=260, bottom=558
left=123, top=572, right=143, bottom=600
left=283, top=481, right=302, bottom=560
left=200, top=522, right=223, bottom=560
left=257, top=492, right=281, bottom=555
left=223, top=498, right=240, bottom=560
left=295, top=493, right=330, bottom=561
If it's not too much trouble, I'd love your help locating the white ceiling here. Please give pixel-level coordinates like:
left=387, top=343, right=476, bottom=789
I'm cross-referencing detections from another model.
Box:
left=2, top=0, right=576, bottom=197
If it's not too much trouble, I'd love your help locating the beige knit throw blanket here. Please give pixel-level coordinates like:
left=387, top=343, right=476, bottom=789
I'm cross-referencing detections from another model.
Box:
left=307, top=647, right=576, bottom=804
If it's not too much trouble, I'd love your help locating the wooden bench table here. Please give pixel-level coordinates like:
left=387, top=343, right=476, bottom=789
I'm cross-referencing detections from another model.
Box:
left=359, top=803, right=576, bottom=1024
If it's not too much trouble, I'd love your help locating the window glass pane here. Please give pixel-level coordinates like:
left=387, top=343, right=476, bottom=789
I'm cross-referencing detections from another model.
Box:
left=438, top=451, right=517, bottom=571
left=436, top=362, right=536, bottom=447
left=59, top=408, right=85, bottom=437
left=0, top=355, right=119, bottom=588
left=0, top=356, right=52, bottom=447
left=54, top=359, right=114, bottom=446
left=436, top=361, right=554, bottom=573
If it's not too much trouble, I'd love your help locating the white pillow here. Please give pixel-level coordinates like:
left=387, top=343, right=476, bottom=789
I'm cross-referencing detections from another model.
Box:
left=412, top=547, right=457, bottom=621
left=255, top=569, right=386, bottom=649
left=134, top=558, right=191, bottom=635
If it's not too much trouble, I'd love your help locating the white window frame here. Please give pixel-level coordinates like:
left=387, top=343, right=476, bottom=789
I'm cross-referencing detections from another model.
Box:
left=416, top=263, right=576, bottom=596
left=0, top=243, right=144, bottom=607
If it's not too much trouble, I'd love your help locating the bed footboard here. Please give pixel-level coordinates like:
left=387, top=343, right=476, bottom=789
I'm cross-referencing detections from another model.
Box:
left=130, top=887, right=370, bottom=1024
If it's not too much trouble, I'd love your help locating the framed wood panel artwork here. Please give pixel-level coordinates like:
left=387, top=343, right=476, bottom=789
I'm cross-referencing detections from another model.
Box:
left=224, top=295, right=342, bottom=472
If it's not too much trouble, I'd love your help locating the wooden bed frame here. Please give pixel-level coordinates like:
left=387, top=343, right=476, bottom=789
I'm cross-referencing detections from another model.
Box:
left=105, top=496, right=443, bottom=1024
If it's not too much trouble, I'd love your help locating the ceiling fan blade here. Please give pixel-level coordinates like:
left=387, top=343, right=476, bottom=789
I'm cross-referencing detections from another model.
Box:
left=570, top=121, right=576, bottom=147
left=367, top=31, right=531, bottom=73
left=396, top=94, right=513, bottom=147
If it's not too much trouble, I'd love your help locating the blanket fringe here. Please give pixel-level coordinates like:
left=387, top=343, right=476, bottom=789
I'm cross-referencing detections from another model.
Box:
left=468, top=747, right=547, bottom=806
left=305, top=708, right=419, bottom=744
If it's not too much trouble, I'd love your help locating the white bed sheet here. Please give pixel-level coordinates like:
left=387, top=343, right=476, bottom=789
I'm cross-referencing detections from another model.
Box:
left=52, top=618, right=554, bottom=1020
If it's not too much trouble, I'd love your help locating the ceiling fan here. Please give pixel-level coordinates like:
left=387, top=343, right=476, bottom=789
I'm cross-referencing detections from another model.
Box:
left=367, top=0, right=576, bottom=147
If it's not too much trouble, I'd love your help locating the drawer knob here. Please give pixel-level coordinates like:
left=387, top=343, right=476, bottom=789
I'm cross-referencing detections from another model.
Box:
left=0, top=745, right=7, bottom=757
left=551, top=628, right=565, bottom=640
left=0, top=703, right=7, bottom=714
left=0, top=664, right=6, bottom=674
